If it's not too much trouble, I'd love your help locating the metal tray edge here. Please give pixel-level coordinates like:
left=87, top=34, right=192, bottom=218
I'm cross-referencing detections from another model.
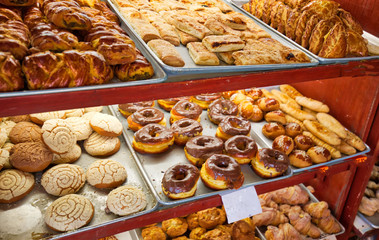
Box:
left=357, top=212, right=379, bottom=229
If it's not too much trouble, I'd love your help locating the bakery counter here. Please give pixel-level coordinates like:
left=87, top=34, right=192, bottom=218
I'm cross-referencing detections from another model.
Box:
left=1, top=59, right=379, bottom=118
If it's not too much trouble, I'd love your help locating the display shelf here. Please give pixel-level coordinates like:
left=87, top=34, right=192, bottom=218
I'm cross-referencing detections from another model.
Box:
left=1, top=59, right=378, bottom=118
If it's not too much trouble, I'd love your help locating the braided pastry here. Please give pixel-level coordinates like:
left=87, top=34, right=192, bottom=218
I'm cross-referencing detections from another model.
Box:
left=0, top=19, right=30, bottom=60
left=114, top=49, right=154, bottom=81
left=0, top=52, right=24, bottom=92
left=106, top=185, right=147, bottom=216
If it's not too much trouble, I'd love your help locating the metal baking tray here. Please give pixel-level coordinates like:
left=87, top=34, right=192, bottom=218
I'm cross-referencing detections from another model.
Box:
left=230, top=0, right=379, bottom=64
left=357, top=212, right=379, bottom=229
left=255, top=184, right=345, bottom=239
left=250, top=85, right=371, bottom=173
left=0, top=25, right=167, bottom=99
left=0, top=107, right=158, bottom=240
left=109, top=103, right=293, bottom=207
left=106, top=0, right=319, bottom=76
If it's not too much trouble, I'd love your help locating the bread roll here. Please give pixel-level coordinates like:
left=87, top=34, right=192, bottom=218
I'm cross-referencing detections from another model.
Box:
left=295, top=96, right=330, bottom=113
left=303, top=131, right=341, bottom=159
left=316, top=113, right=347, bottom=139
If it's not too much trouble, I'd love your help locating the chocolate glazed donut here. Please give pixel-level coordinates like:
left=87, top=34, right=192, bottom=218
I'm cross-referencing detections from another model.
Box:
left=217, top=116, right=251, bottom=141
left=118, top=101, right=154, bottom=117
left=252, top=148, right=289, bottom=178
left=134, top=124, right=173, bottom=144
left=171, top=100, right=202, bottom=123
left=225, top=135, right=258, bottom=164
left=162, top=163, right=200, bottom=199
left=208, top=99, right=238, bottom=125
left=185, top=135, right=223, bottom=167
left=171, top=118, right=203, bottom=145
left=131, top=107, right=164, bottom=125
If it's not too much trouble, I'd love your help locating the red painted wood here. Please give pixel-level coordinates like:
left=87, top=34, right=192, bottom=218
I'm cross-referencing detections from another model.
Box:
left=334, top=0, right=379, bottom=36
left=1, top=60, right=378, bottom=118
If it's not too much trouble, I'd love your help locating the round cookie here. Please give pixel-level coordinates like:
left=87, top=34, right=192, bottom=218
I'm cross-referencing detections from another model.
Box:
left=84, top=132, right=121, bottom=157
left=86, top=159, right=127, bottom=188
left=10, top=142, right=53, bottom=172
left=9, top=121, right=42, bottom=144
left=106, top=185, right=147, bottom=216
left=45, top=194, right=94, bottom=232
left=0, top=149, right=10, bottom=170
left=90, top=112, right=123, bottom=137
left=41, top=164, right=86, bottom=196
left=30, top=111, right=66, bottom=125
left=65, top=108, right=85, bottom=118
left=52, top=144, right=82, bottom=164
left=42, top=119, right=77, bottom=154
left=0, top=169, right=35, bottom=203
left=64, top=117, right=93, bottom=141
left=85, top=106, right=103, bottom=112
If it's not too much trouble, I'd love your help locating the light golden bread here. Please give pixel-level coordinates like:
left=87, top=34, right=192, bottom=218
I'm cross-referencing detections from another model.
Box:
left=204, top=18, right=241, bottom=36
left=217, top=51, right=235, bottom=65
left=303, top=120, right=341, bottom=146
left=295, top=96, right=330, bottom=113
left=316, top=113, right=347, bottom=139
left=271, top=89, right=301, bottom=109
left=309, top=19, right=332, bottom=55
left=202, top=35, right=245, bottom=52
left=280, top=103, right=316, bottom=121
left=302, top=131, right=341, bottom=159
left=151, top=20, right=180, bottom=46
left=279, top=84, right=303, bottom=99
left=187, top=42, right=219, bottom=65
left=175, top=29, right=200, bottom=45
left=170, top=14, right=211, bottom=39
left=334, top=140, right=356, bottom=155
left=147, top=39, right=185, bottom=67
left=345, top=129, right=366, bottom=151
left=345, top=30, right=368, bottom=57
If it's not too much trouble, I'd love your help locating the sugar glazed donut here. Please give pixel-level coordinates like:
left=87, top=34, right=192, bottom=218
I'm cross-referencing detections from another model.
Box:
left=262, top=122, right=285, bottom=140
left=208, top=99, right=238, bottom=125
left=225, top=135, right=258, bottom=164
left=157, top=96, right=191, bottom=111
left=170, top=118, right=203, bottom=146
left=272, top=135, right=295, bottom=155
left=251, top=148, right=289, bottom=178
left=191, top=93, right=222, bottom=109
left=200, top=154, right=244, bottom=190
left=170, top=100, right=202, bottom=124
left=118, top=101, right=154, bottom=118
left=184, top=135, right=223, bottom=167
left=162, top=163, right=200, bottom=200
left=132, top=124, right=174, bottom=154
left=216, top=116, right=251, bottom=141
left=127, top=107, right=166, bottom=132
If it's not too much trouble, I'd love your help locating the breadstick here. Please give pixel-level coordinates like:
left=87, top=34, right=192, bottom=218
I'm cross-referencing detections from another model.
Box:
left=303, top=120, right=341, bottom=146
left=303, top=131, right=341, bottom=159
left=279, top=84, right=303, bottom=99
left=295, top=96, right=330, bottom=113
left=334, top=140, right=357, bottom=155
left=280, top=103, right=316, bottom=121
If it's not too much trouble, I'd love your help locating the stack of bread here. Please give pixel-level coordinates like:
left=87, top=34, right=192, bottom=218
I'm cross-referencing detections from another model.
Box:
left=0, top=0, right=154, bottom=92
left=141, top=207, right=259, bottom=240
left=256, top=185, right=342, bottom=239
left=359, top=163, right=379, bottom=216
left=112, top=0, right=311, bottom=66
left=242, top=0, right=372, bottom=58
left=0, top=107, right=147, bottom=233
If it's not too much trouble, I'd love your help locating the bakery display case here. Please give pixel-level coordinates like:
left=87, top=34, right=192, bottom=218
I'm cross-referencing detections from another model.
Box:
left=0, top=0, right=378, bottom=239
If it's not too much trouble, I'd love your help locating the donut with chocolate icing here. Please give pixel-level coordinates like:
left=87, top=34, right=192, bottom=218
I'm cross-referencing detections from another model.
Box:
left=272, top=135, right=295, bottom=155
left=200, top=154, right=244, bottom=190
left=307, top=146, right=331, bottom=164
left=289, top=150, right=312, bottom=168
left=216, top=116, right=251, bottom=141
left=162, top=163, right=200, bottom=199
left=294, top=134, right=314, bottom=151
left=191, top=93, right=222, bottom=109
left=257, top=98, right=280, bottom=112
left=171, top=118, right=203, bottom=146
left=264, top=110, right=287, bottom=125
left=170, top=100, right=202, bottom=124
left=157, top=96, right=191, bottom=112
left=127, top=107, right=166, bottom=132
left=245, top=88, right=263, bottom=101
left=208, top=99, right=238, bottom=125
left=225, top=135, right=258, bottom=164
left=285, top=122, right=303, bottom=138
left=262, top=122, right=285, bottom=140
left=251, top=148, right=289, bottom=178
left=118, top=101, right=154, bottom=118
left=184, top=136, right=223, bottom=167
left=132, top=124, right=174, bottom=154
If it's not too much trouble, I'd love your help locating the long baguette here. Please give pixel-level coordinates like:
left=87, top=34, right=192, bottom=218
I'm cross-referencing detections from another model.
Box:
left=303, top=131, right=341, bottom=159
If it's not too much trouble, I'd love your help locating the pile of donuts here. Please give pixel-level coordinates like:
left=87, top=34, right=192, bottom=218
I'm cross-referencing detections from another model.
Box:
left=118, top=94, right=290, bottom=201
left=140, top=207, right=259, bottom=240
left=0, top=108, right=147, bottom=233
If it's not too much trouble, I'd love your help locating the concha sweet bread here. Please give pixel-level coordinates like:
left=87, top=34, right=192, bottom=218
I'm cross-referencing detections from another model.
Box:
left=30, top=111, right=66, bottom=125
left=0, top=169, right=35, bottom=203
left=65, top=117, right=93, bottom=140
left=106, top=185, right=147, bottom=216
left=86, top=159, right=127, bottom=188
left=45, top=194, right=94, bottom=232
left=84, top=132, right=121, bottom=157
left=9, top=121, right=42, bottom=143
left=90, top=112, right=123, bottom=137
left=10, top=142, right=53, bottom=172
left=52, top=144, right=82, bottom=164
left=41, top=164, right=86, bottom=196
left=42, top=119, right=77, bottom=154
left=65, top=108, right=85, bottom=118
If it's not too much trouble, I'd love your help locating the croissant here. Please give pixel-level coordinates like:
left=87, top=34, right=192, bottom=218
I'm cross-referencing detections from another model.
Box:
left=271, top=185, right=310, bottom=205
left=359, top=197, right=379, bottom=216
left=308, top=19, right=331, bottom=55
left=0, top=52, right=24, bottom=92
left=318, top=22, right=347, bottom=58
left=312, top=214, right=342, bottom=234
left=301, top=0, right=339, bottom=20
left=280, top=223, right=302, bottom=240
left=345, top=30, right=368, bottom=57
left=303, top=201, right=331, bottom=218
left=0, top=0, right=36, bottom=7
left=288, top=209, right=321, bottom=238
left=301, top=14, right=320, bottom=48
left=114, top=49, right=154, bottom=81
left=252, top=207, right=288, bottom=227
left=43, top=0, right=92, bottom=30
left=22, top=50, right=113, bottom=89
left=265, top=225, right=284, bottom=240
left=0, top=20, right=30, bottom=60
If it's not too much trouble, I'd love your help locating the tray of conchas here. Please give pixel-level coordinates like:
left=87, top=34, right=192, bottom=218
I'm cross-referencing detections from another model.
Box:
left=231, top=0, right=379, bottom=64
left=0, top=107, right=157, bottom=239
left=110, top=92, right=294, bottom=207
left=0, top=0, right=166, bottom=98
left=106, top=0, right=318, bottom=75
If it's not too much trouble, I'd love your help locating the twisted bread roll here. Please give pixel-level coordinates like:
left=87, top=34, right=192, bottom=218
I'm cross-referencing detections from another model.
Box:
left=23, top=50, right=113, bottom=89
left=0, top=52, right=24, bottom=92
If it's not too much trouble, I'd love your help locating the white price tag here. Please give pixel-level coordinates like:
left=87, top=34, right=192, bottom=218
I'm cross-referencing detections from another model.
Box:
left=320, top=235, right=337, bottom=240
left=221, top=186, right=262, bottom=224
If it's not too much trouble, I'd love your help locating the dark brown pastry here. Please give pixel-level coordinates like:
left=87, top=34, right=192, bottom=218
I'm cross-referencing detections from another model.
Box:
left=0, top=52, right=24, bottom=92
left=0, top=0, right=36, bottom=6
left=0, top=20, right=30, bottom=60
left=10, top=142, right=53, bottom=172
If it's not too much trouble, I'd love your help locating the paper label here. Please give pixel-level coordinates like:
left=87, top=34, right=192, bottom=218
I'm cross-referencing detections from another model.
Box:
left=221, top=186, right=262, bottom=224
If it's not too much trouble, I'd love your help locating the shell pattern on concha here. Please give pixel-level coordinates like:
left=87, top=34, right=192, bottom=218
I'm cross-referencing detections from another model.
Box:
left=106, top=185, right=147, bottom=216
left=0, top=169, right=35, bottom=203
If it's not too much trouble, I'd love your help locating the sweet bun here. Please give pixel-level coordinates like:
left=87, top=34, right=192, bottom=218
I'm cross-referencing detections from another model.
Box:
left=42, top=119, right=76, bottom=154
left=141, top=226, right=166, bottom=240
left=197, top=207, right=226, bottom=229
left=52, top=144, right=82, bottom=164
left=162, top=217, right=188, bottom=238
left=0, top=169, right=35, bottom=203
left=294, top=134, right=314, bottom=151
left=289, top=150, right=312, bottom=168
left=86, top=159, right=127, bottom=189
left=238, top=100, right=263, bottom=122
left=264, top=110, right=286, bottom=124
left=272, top=135, right=295, bottom=155
left=258, top=98, right=280, bottom=112
left=84, top=132, right=121, bottom=157
left=303, top=120, right=341, bottom=146
left=307, top=146, right=331, bottom=164
left=285, top=122, right=303, bottom=138
left=9, top=121, right=42, bottom=143
left=262, top=122, right=285, bottom=140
